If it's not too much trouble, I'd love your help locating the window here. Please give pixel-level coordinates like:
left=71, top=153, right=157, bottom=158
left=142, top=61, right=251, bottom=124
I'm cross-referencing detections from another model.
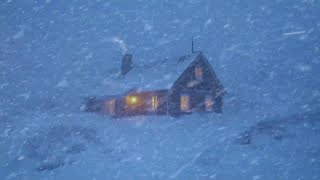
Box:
left=126, top=95, right=138, bottom=106
left=195, top=67, right=202, bottom=80
left=180, top=94, right=190, bottom=112
left=109, top=99, right=115, bottom=114
left=205, top=96, right=213, bottom=111
left=151, top=96, right=158, bottom=111
left=105, top=99, right=115, bottom=115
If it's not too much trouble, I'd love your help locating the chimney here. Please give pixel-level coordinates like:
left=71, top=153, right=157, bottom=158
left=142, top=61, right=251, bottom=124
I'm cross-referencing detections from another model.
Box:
left=121, top=54, right=133, bottom=75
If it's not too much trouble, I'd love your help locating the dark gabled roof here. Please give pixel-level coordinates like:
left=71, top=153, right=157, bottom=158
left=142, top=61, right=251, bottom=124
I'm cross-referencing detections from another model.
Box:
left=172, top=52, right=225, bottom=93
left=102, top=52, right=224, bottom=95
left=104, top=52, right=200, bottom=93
left=199, top=52, right=225, bottom=94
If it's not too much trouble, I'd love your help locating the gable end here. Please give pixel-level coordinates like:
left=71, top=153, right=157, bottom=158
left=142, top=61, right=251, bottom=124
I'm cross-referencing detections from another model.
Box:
left=171, top=52, right=224, bottom=96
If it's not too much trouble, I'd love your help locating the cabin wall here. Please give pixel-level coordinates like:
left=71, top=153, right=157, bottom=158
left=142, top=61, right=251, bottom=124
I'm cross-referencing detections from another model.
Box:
left=168, top=92, right=183, bottom=116
left=213, top=96, right=223, bottom=113
left=116, top=90, right=169, bottom=116
left=169, top=90, right=221, bottom=115
left=169, top=54, right=223, bottom=115
left=84, top=97, right=103, bottom=112
left=173, top=55, right=219, bottom=93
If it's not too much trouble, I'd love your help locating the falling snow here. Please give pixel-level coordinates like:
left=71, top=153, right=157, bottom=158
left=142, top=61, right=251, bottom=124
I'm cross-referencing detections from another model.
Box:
left=0, top=0, right=319, bottom=180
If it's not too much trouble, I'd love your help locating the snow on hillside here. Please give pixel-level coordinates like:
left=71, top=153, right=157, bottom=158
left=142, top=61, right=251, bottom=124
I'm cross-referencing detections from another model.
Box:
left=1, top=0, right=320, bottom=179
left=1, top=106, right=319, bottom=179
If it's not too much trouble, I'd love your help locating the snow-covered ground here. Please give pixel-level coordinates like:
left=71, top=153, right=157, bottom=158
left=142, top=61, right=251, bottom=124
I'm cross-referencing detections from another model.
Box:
left=1, top=0, right=320, bottom=179
left=1, top=104, right=319, bottom=179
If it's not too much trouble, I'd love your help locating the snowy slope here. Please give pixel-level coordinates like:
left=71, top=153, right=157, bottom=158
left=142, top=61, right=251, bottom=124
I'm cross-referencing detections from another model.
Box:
left=1, top=108, right=319, bottom=179
left=1, top=0, right=320, bottom=179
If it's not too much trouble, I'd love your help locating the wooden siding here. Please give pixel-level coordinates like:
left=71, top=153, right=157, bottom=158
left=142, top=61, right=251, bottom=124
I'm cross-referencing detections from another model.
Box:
left=169, top=53, right=223, bottom=115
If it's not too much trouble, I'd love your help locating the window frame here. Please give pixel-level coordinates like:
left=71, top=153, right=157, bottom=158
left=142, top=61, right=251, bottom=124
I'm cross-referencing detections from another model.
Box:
left=105, top=99, right=116, bottom=115
left=195, top=66, right=203, bottom=80
left=180, top=94, right=190, bottom=112
left=151, top=95, right=158, bottom=111
left=205, top=95, right=213, bottom=111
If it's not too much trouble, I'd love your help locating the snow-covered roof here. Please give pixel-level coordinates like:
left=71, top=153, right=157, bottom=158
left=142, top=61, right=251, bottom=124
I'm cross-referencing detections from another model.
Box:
left=106, top=52, right=201, bottom=94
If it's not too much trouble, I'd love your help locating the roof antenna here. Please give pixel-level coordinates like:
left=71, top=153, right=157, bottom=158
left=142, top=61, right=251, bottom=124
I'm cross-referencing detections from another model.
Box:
left=192, top=36, right=200, bottom=54
left=192, top=36, right=195, bottom=53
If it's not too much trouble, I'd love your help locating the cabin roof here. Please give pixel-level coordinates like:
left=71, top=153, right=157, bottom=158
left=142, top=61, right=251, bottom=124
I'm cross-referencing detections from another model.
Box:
left=102, top=52, right=224, bottom=95
left=104, top=52, right=200, bottom=93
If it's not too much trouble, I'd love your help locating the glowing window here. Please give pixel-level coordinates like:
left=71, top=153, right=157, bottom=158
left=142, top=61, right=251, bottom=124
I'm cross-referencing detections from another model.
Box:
left=126, top=96, right=138, bottom=106
left=180, top=94, right=190, bottom=112
left=151, top=96, right=158, bottom=111
left=205, top=96, right=213, bottom=111
left=195, top=67, right=202, bottom=80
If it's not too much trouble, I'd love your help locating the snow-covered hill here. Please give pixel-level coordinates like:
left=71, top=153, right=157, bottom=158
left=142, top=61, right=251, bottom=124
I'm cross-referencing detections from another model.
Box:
left=1, top=107, right=319, bottom=179
left=0, top=0, right=319, bottom=179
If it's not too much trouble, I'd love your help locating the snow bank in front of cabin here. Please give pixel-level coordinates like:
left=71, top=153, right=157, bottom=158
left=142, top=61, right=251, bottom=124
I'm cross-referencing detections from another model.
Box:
left=1, top=106, right=319, bottom=179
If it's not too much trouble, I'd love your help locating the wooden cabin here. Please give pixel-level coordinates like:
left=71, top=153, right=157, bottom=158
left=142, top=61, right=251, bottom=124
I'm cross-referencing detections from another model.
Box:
left=85, top=52, right=225, bottom=117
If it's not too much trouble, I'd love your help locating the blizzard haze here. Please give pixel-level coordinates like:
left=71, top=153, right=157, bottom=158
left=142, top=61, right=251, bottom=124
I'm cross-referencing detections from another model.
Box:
left=0, top=0, right=320, bottom=179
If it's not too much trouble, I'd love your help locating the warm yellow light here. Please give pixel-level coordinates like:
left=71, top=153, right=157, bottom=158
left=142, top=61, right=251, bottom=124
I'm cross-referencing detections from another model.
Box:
left=152, top=96, right=158, bottom=111
left=129, top=96, right=138, bottom=104
left=180, top=95, right=190, bottom=112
